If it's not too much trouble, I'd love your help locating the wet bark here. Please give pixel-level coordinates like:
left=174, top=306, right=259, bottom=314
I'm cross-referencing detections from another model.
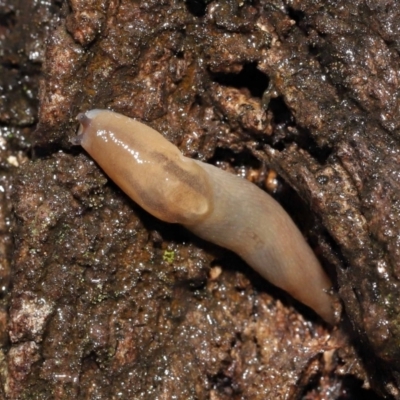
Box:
left=2, top=0, right=400, bottom=399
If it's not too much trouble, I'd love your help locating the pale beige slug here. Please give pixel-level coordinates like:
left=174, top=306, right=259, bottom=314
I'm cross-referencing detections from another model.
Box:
left=75, top=109, right=335, bottom=324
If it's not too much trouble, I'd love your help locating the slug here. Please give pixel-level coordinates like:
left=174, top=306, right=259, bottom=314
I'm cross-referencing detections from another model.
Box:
left=75, top=109, right=335, bottom=324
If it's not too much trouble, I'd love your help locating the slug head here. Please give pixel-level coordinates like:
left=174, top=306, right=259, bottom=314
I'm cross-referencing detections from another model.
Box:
left=75, top=109, right=214, bottom=225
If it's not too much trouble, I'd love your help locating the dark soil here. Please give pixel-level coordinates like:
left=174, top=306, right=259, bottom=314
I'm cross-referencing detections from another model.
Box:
left=1, top=0, right=400, bottom=399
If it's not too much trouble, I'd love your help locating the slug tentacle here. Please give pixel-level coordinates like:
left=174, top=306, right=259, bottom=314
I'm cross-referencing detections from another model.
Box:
left=70, top=133, right=84, bottom=146
left=77, top=113, right=91, bottom=129
left=76, top=109, right=336, bottom=325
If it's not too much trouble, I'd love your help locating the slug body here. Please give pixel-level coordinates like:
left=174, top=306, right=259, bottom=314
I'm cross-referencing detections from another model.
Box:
left=76, top=109, right=335, bottom=324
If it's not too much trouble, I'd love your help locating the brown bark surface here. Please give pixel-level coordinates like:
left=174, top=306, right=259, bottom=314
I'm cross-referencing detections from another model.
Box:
left=1, top=0, right=400, bottom=399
